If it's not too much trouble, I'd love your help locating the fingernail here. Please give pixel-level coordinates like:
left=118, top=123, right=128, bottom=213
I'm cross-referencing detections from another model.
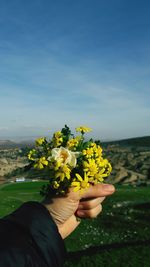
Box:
left=103, top=184, right=115, bottom=192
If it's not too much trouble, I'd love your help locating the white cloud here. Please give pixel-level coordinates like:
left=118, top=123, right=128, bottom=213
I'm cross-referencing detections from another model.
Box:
left=0, top=49, right=150, bottom=140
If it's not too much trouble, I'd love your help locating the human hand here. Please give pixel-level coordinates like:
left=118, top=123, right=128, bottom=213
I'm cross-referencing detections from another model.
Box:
left=42, top=183, right=115, bottom=239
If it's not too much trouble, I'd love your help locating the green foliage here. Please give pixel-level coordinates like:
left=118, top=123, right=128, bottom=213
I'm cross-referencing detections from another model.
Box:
left=95, top=140, right=101, bottom=146
left=61, top=124, right=73, bottom=146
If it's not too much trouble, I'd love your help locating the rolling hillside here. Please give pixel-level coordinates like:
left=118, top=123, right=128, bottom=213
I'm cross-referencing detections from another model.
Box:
left=0, top=136, right=150, bottom=186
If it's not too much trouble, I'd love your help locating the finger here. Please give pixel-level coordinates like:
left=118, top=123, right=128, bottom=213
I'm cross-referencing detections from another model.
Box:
left=81, top=183, right=115, bottom=199
left=76, top=204, right=102, bottom=218
left=78, top=197, right=105, bottom=210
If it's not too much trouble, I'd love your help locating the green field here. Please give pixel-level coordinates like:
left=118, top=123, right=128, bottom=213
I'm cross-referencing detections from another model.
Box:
left=0, top=182, right=150, bottom=267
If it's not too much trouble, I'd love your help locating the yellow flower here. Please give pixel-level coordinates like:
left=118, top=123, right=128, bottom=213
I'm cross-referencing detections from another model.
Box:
left=82, top=147, right=94, bottom=158
left=97, top=158, right=109, bottom=168
left=53, top=131, right=63, bottom=147
left=27, top=125, right=112, bottom=196
left=71, top=172, right=90, bottom=192
left=94, top=168, right=106, bottom=182
left=54, top=160, right=62, bottom=171
left=54, top=131, right=62, bottom=138
left=67, top=138, right=79, bottom=150
left=55, top=164, right=71, bottom=181
left=83, top=159, right=98, bottom=176
left=34, top=157, right=48, bottom=169
left=96, top=159, right=112, bottom=180
left=35, top=137, right=46, bottom=146
left=76, top=126, right=92, bottom=134
left=62, top=165, right=71, bottom=179
left=106, top=162, right=112, bottom=175
left=55, top=172, right=65, bottom=181
left=28, top=149, right=37, bottom=160
left=52, top=181, right=60, bottom=189
left=95, top=157, right=104, bottom=165
left=94, top=145, right=103, bottom=157
left=90, top=142, right=97, bottom=148
left=96, top=158, right=112, bottom=176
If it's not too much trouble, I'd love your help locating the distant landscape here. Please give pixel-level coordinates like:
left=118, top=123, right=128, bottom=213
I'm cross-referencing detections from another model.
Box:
left=0, top=136, right=150, bottom=186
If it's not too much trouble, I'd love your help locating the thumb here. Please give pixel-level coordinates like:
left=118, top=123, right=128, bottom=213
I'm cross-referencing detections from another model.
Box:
left=57, top=214, right=81, bottom=239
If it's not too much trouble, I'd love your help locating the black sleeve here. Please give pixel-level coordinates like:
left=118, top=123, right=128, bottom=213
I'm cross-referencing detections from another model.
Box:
left=0, top=201, right=66, bottom=267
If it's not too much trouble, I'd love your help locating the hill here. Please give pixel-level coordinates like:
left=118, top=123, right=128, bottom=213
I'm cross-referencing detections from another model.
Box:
left=0, top=140, right=18, bottom=149
left=102, top=136, right=150, bottom=148
left=0, top=136, right=150, bottom=186
left=0, top=136, right=149, bottom=149
left=0, top=140, right=34, bottom=149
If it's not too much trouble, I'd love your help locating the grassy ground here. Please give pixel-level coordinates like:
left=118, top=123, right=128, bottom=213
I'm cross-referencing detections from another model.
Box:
left=0, top=182, right=44, bottom=217
left=0, top=182, right=150, bottom=267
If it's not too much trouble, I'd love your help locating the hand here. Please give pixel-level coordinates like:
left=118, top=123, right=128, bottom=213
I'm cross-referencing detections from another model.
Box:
left=42, top=183, right=115, bottom=239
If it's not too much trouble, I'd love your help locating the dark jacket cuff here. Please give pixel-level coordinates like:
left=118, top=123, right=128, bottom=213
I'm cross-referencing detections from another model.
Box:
left=4, top=201, right=66, bottom=267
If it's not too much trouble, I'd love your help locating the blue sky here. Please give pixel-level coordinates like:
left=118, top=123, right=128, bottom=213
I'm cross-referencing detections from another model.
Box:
left=0, top=0, right=150, bottom=140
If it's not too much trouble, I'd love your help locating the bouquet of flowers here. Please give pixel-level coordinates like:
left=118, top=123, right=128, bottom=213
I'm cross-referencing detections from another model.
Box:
left=28, top=125, right=112, bottom=196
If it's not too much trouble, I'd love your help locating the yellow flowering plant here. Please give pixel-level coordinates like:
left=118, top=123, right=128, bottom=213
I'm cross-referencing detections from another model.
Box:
left=28, top=125, right=112, bottom=196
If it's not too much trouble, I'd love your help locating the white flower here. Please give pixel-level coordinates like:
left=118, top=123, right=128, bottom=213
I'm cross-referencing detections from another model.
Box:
left=51, top=147, right=79, bottom=167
